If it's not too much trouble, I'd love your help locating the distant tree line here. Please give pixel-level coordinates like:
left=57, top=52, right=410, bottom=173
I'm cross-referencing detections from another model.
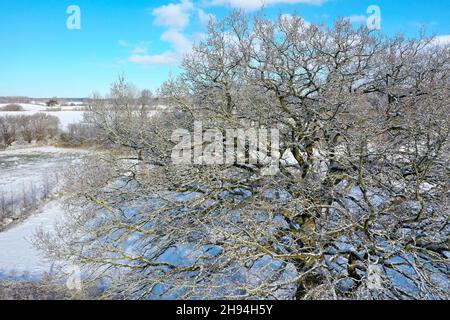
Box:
left=0, top=104, right=24, bottom=111
left=0, top=114, right=60, bottom=147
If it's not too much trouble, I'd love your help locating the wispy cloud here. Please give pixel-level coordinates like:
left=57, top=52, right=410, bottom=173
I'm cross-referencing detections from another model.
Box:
left=128, top=0, right=322, bottom=66
left=126, top=29, right=193, bottom=66
left=129, top=52, right=178, bottom=65
left=128, top=0, right=213, bottom=66
left=198, top=9, right=216, bottom=26
left=118, top=40, right=130, bottom=47
left=344, top=15, right=367, bottom=23
left=161, top=30, right=192, bottom=54
left=132, top=43, right=150, bottom=55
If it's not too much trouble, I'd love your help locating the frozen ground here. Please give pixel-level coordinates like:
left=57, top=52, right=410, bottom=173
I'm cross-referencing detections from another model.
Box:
left=0, top=200, right=64, bottom=279
left=0, top=146, right=89, bottom=280
left=0, top=146, right=89, bottom=196
left=0, top=103, right=47, bottom=112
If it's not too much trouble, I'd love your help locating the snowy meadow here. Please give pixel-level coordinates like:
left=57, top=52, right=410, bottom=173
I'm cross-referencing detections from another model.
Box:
left=0, top=104, right=90, bottom=285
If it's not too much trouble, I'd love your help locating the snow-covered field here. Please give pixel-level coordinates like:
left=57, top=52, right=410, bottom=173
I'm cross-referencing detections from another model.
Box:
left=0, top=103, right=85, bottom=130
left=0, top=200, right=64, bottom=279
left=0, top=146, right=88, bottom=194
left=0, top=146, right=89, bottom=280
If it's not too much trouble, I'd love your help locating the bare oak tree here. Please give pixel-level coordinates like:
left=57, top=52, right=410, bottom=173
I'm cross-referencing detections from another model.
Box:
left=37, top=11, right=449, bottom=300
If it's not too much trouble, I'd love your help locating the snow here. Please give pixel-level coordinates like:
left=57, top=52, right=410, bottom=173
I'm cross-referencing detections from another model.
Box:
left=0, top=103, right=85, bottom=130
left=0, top=201, right=64, bottom=279
left=0, top=146, right=89, bottom=196
left=0, top=146, right=89, bottom=279
left=0, top=103, right=46, bottom=112
left=45, top=111, right=85, bottom=129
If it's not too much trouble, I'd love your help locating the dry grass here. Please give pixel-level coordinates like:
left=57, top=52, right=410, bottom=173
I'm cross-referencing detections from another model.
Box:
left=0, top=280, right=69, bottom=300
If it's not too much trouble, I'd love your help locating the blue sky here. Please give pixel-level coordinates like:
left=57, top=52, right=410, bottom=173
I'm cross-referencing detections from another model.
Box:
left=0, top=0, right=449, bottom=98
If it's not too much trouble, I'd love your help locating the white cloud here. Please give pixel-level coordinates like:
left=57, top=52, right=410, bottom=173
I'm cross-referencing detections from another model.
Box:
left=205, top=0, right=326, bottom=11
left=434, top=35, right=450, bottom=46
left=128, top=31, right=192, bottom=66
left=198, top=9, right=216, bottom=26
left=119, top=41, right=151, bottom=54
left=280, top=14, right=311, bottom=27
left=344, top=15, right=367, bottom=23
left=129, top=52, right=178, bottom=65
left=132, top=43, right=150, bottom=54
left=152, top=0, right=194, bottom=30
left=130, top=0, right=196, bottom=66
left=132, top=0, right=323, bottom=66
left=161, top=30, right=192, bottom=55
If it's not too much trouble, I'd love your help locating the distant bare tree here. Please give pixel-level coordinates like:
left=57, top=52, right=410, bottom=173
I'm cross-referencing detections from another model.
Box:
left=29, top=114, right=59, bottom=141
left=0, top=116, right=17, bottom=146
left=0, top=114, right=60, bottom=145
left=46, top=97, right=59, bottom=107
